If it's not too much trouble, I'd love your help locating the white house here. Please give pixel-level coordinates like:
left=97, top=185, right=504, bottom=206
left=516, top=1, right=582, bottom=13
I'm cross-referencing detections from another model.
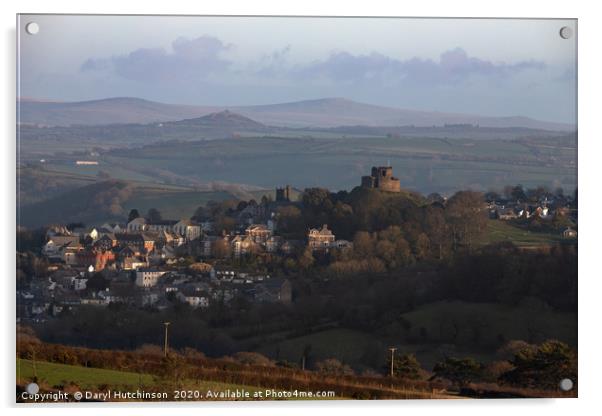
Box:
left=73, top=277, right=88, bottom=291
left=173, top=219, right=202, bottom=241
left=127, top=217, right=147, bottom=232
left=176, top=292, right=210, bottom=308
left=135, top=268, right=168, bottom=287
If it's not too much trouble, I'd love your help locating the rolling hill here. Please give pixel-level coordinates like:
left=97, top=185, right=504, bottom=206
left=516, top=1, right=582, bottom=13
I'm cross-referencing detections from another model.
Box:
left=18, top=179, right=238, bottom=228
left=18, top=96, right=574, bottom=131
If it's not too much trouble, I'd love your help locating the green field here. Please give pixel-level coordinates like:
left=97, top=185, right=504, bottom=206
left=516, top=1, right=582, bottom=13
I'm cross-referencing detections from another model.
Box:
left=478, top=220, right=563, bottom=246
left=17, top=359, right=262, bottom=394
left=257, top=328, right=380, bottom=365
left=400, top=300, right=577, bottom=350
left=124, top=188, right=235, bottom=220
left=256, top=299, right=577, bottom=372
left=18, top=359, right=156, bottom=389
left=30, top=134, right=576, bottom=195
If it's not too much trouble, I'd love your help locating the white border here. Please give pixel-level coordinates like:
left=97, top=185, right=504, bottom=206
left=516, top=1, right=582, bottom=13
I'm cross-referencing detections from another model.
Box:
left=2, top=0, right=600, bottom=415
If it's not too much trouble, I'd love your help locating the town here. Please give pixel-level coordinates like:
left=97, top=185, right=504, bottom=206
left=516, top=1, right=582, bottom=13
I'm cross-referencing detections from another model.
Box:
left=18, top=186, right=350, bottom=321
left=16, top=166, right=577, bottom=324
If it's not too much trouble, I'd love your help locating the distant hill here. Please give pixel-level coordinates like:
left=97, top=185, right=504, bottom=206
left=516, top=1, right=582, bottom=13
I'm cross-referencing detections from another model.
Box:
left=18, top=97, right=220, bottom=127
left=18, top=96, right=574, bottom=131
left=170, top=110, right=268, bottom=131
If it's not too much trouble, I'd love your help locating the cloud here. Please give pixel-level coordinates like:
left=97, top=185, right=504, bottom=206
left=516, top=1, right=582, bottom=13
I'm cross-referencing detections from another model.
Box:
left=295, top=47, right=546, bottom=85
left=83, top=35, right=545, bottom=88
left=81, top=35, right=232, bottom=82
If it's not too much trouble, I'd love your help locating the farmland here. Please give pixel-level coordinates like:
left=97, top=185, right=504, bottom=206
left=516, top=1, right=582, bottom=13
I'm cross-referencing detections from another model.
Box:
left=23, top=134, right=577, bottom=199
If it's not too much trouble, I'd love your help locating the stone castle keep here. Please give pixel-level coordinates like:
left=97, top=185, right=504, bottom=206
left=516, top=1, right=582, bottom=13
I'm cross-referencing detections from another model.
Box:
left=361, top=166, right=401, bottom=193
left=276, top=185, right=292, bottom=202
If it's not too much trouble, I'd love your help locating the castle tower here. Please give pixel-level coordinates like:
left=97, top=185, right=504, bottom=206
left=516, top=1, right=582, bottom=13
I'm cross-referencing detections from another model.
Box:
left=361, top=166, right=400, bottom=193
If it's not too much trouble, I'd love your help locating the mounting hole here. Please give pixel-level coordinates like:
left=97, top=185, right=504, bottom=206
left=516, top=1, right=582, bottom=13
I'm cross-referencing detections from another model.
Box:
left=559, top=378, right=574, bottom=391
left=25, top=382, right=39, bottom=394
left=25, top=22, right=39, bottom=35
left=559, top=26, right=573, bottom=40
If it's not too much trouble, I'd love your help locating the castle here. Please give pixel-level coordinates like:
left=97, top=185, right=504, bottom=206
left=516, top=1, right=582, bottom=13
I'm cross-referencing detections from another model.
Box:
left=361, top=166, right=401, bottom=193
left=276, top=185, right=292, bottom=202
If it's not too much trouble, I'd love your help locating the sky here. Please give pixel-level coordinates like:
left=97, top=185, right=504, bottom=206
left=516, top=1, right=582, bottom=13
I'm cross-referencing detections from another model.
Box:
left=17, top=15, right=577, bottom=123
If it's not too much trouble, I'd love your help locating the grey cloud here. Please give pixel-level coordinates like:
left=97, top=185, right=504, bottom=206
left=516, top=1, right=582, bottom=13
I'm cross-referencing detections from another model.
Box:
left=81, top=37, right=547, bottom=89
left=296, top=48, right=546, bottom=85
left=81, top=35, right=232, bottom=82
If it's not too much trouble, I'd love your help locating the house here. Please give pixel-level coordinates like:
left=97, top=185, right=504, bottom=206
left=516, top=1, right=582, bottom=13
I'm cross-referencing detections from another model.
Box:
left=94, top=233, right=117, bottom=250
left=331, top=240, right=353, bottom=250
left=308, top=225, right=336, bottom=251
left=245, top=224, right=272, bottom=243
left=76, top=248, right=115, bottom=271
left=116, top=246, right=148, bottom=270
left=127, top=217, right=147, bottom=232
left=42, top=235, right=80, bottom=258
left=62, top=246, right=81, bottom=265
left=115, top=233, right=157, bottom=252
left=72, top=277, right=88, bottom=291
left=137, top=290, right=161, bottom=307
left=176, top=289, right=210, bottom=308
left=200, top=235, right=218, bottom=257
left=265, top=236, right=283, bottom=253
left=46, top=225, right=71, bottom=238
left=99, top=222, right=125, bottom=234
left=231, top=235, right=259, bottom=257
left=562, top=227, right=577, bottom=239
left=173, top=219, right=202, bottom=241
left=496, top=207, right=518, bottom=220
left=146, top=220, right=178, bottom=233
left=254, top=278, right=292, bottom=304
left=135, top=268, right=168, bottom=287
left=148, top=245, right=176, bottom=265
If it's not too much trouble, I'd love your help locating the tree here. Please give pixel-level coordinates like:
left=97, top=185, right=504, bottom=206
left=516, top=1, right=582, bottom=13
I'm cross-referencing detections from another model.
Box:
left=302, top=188, right=332, bottom=212
left=146, top=208, right=162, bottom=222
left=427, top=193, right=445, bottom=204
left=315, top=358, right=354, bottom=376
left=353, top=231, right=374, bottom=259
left=510, top=185, right=527, bottom=203
left=212, top=238, right=231, bottom=258
left=128, top=209, right=140, bottom=223
left=276, top=205, right=303, bottom=234
left=501, top=340, right=577, bottom=389
left=423, top=205, right=449, bottom=259
left=86, top=273, right=109, bottom=292
left=431, top=357, right=484, bottom=388
left=414, top=233, right=430, bottom=260
left=386, top=353, right=422, bottom=380
left=446, top=191, right=487, bottom=252
left=298, top=247, right=315, bottom=270
left=233, top=351, right=274, bottom=367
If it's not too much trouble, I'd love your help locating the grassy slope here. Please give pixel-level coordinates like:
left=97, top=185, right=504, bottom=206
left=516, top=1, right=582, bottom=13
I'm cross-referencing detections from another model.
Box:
left=256, top=300, right=576, bottom=371
left=400, top=301, right=577, bottom=349
left=257, top=328, right=378, bottom=365
left=478, top=220, right=563, bottom=246
left=17, top=359, right=263, bottom=394
left=19, top=178, right=237, bottom=228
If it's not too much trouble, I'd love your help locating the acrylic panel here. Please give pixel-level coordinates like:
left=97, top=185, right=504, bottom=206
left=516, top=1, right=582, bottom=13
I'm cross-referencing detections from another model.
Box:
left=16, top=14, right=577, bottom=403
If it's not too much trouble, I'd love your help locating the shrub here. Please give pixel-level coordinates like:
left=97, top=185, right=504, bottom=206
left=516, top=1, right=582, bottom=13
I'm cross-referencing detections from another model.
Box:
left=315, top=358, right=354, bottom=376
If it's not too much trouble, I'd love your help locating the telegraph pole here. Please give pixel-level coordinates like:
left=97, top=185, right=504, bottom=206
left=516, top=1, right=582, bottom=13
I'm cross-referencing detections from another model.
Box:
left=163, top=322, right=171, bottom=357
left=388, top=347, right=397, bottom=377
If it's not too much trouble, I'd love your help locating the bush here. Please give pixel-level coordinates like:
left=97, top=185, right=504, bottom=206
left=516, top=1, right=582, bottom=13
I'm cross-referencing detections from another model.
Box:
left=232, top=352, right=274, bottom=367
left=431, top=357, right=484, bottom=388
left=315, top=358, right=354, bottom=376
left=500, top=339, right=577, bottom=389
